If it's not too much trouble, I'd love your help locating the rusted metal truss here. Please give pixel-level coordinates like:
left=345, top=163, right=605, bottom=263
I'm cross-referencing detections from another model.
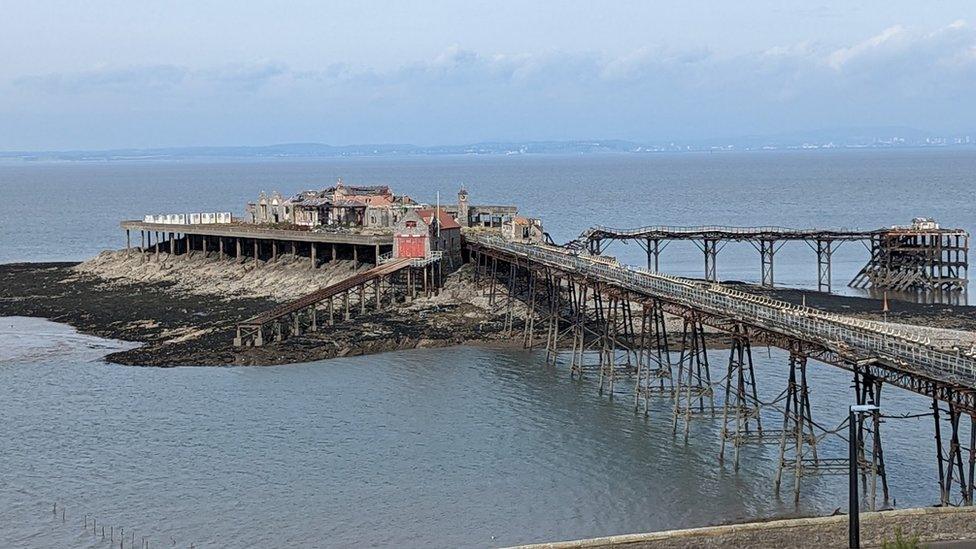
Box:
left=468, top=238, right=975, bottom=507
left=574, top=224, right=968, bottom=292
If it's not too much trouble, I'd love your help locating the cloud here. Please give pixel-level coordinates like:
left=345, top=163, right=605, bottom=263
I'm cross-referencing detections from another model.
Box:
left=3, top=21, right=976, bottom=148
left=14, top=61, right=289, bottom=94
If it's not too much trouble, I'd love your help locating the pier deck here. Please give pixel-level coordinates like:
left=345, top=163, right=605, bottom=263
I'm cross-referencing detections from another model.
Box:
left=120, top=220, right=393, bottom=267
left=578, top=223, right=969, bottom=292
left=121, top=220, right=393, bottom=245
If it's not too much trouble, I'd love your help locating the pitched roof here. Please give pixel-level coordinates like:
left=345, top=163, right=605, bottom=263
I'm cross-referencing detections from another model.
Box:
left=333, top=198, right=367, bottom=208
left=417, top=208, right=461, bottom=230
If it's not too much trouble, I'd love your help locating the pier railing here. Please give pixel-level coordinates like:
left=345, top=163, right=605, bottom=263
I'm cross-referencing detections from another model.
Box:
left=583, top=224, right=878, bottom=240
left=468, top=234, right=976, bottom=387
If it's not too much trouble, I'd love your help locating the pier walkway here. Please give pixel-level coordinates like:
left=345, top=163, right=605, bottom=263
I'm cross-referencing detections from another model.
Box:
left=467, top=233, right=976, bottom=506
left=234, top=256, right=441, bottom=347
left=576, top=223, right=969, bottom=292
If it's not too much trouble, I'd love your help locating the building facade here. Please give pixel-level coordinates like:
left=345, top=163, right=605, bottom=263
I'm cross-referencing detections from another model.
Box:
left=393, top=208, right=462, bottom=269
left=246, top=180, right=416, bottom=229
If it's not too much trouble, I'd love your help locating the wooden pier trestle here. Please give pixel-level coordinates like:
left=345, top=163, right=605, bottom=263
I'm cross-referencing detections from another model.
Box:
left=233, top=257, right=442, bottom=347
left=468, top=233, right=976, bottom=508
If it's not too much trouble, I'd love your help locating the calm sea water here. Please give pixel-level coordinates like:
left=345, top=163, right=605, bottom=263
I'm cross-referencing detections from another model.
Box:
left=1, top=151, right=975, bottom=547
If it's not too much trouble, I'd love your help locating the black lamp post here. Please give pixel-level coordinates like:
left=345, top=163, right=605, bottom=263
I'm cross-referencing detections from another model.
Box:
left=849, top=403, right=879, bottom=549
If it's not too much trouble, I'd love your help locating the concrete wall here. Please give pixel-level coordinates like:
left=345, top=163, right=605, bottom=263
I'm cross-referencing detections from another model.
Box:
left=512, top=507, right=976, bottom=549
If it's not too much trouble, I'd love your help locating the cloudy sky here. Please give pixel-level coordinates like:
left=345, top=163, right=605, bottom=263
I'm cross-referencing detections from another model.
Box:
left=2, top=1, right=974, bottom=149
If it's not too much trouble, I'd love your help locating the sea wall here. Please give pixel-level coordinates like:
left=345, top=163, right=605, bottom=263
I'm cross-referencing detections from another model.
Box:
left=513, top=506, right=976, bottom=549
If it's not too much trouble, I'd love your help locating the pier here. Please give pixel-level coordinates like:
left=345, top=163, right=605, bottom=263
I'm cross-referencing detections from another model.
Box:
left=234, top=253, right=444, bottom=347
left=467, top=233, right=976, bottom=507
left=120, top=220, right=393, bottom=267
left=579, top=221, right=969, bottom=292
left=123, top=204, right=976, bottom=509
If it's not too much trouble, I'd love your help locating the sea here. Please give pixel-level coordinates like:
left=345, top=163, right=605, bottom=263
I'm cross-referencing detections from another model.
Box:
left=1, top=150, right=975, bottom=547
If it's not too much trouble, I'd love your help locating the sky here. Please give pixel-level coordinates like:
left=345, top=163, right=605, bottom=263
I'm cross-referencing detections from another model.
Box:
left=1, top=1, right=975, bottom=150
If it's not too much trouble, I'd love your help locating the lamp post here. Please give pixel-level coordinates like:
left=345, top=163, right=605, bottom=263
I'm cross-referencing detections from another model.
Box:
left=849, top=403, right=879, bottom=549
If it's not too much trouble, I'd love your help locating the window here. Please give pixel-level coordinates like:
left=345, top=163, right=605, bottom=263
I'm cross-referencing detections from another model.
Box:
left=405, top=221, right=417, bottom=228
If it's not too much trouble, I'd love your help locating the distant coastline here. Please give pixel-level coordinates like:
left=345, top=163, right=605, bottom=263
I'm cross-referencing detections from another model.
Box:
left=3, top=130, right=975, bottom=162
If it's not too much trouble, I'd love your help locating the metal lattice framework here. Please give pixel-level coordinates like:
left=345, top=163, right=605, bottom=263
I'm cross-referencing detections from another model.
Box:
left=467, top=233, right=976, bottom=506
left=573, top=223, right=969, bottom=292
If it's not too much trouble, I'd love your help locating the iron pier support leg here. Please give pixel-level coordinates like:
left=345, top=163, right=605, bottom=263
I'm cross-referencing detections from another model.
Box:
left=310, top=243, right=317, bottom=270
left=125, top=229, right=131, bottom=255
left=719, top=324, right=759, bottom=470
left=760, top=239, right=776, bottom=287
left=169, top=232, right=175, bottom=256
left=854, top=369, right=890, bottom=510
left=236, top=238, right=241, bottom=263
left=816, top=239, right=834, bottom=293
left=219, top=237, right=224, bottom=260
left=154, top=232, right=159, bottom=261
left=353, top=245, right=358, bottom=266
left=253, top=239, right=259, bottom=262
left=701, top=239, right=719, bottom=282
left=589, top=238, right=602, bottom=255
left=934, top=398, right=948, bottom=505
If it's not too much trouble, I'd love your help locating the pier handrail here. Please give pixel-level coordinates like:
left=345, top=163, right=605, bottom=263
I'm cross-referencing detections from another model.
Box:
left=467, top=234, right=976, bottom=387
left=579, top=224, right=969, bottom=242
left=582, top=224, right=880, bottom=240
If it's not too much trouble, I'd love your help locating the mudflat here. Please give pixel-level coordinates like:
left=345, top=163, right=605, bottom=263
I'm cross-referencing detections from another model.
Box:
left=0, top=256, right=513, bottom=366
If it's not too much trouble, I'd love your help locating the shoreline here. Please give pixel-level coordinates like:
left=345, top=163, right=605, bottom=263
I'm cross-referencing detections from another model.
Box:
left=0, top=258, right=522, bottom=367
left=4, top=256, right=976, bottom=368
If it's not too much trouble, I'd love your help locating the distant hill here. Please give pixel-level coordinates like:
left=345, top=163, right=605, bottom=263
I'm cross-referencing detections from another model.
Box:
left=2, top=129, right=973, bottom=161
